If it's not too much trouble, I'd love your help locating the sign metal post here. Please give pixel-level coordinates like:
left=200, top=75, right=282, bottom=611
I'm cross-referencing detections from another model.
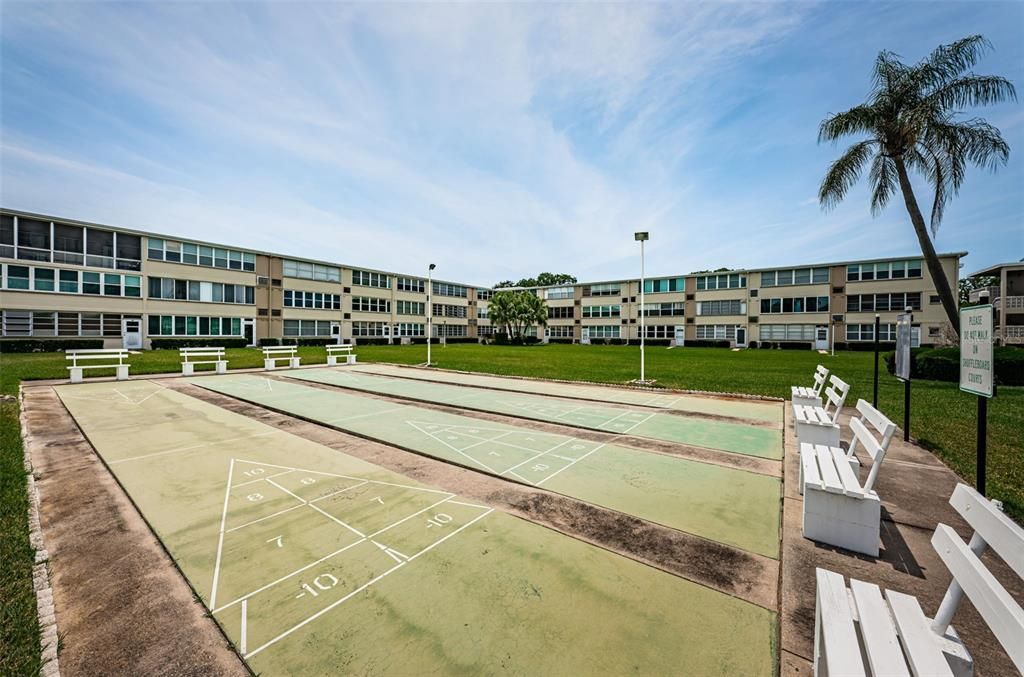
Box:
left=895, top=309, right=913, bottom=441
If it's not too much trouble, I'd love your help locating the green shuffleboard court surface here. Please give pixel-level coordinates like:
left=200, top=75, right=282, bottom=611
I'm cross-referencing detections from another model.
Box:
left=355, top=362, right=783, bottom=423
left=290, top=367, right=783, bottom=460
left=55, top=380, right=775, bottom=675
left=194, top=374, right=781, bottom=558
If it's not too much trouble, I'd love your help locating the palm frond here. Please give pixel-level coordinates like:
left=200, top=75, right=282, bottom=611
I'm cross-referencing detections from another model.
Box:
left=926, top=75, right=1017, bottom=109
left=867, top=153, right=898, bottom=216
left=818, top=105, right=878, bottom=143
left=922, top=35, right=992, bottom=86
left=819, top=140, right=877, bottom=210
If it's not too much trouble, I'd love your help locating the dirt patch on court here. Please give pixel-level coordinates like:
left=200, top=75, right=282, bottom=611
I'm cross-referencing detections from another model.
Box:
left=273, top=374, right=782, bottom=478
left=21, top=386, right=248, bottom=677
left=168, top=380, right=779, bottom=610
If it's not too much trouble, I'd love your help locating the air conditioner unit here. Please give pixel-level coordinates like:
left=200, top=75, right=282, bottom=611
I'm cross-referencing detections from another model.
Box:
left=832, top=314, right=845, bottom=323
left=257, top=276, right=270, bottom=286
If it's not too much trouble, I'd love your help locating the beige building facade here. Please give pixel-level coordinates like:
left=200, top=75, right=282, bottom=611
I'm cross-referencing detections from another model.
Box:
left=968, top=261, right=1024, bottom=345
left=1, top=208, right=964, bottom=349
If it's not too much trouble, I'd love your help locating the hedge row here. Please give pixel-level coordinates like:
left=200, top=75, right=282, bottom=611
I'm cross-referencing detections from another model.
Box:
left=0, top=338, right=106, bottom=353
left=150, top=338, right=252, bottom=350
left=885, top=345, right=1024, bottom=386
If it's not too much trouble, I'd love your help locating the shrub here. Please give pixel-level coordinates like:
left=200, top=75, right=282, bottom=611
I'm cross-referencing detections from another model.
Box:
left=0, top=338, right=105, bottom=353
left=258, top=338, right=281, bottom=347
left=885, top=345, right=1024, bottom=386
left=683, top=340, right=732, bottom=348
left=151, top=338, right=253, bottom=350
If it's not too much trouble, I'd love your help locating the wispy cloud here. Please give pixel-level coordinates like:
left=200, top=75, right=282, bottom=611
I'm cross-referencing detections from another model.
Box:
left=1, top=2, right=1021, bottom=283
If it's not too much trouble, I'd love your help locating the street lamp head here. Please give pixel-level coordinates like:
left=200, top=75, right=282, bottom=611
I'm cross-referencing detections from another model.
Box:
left=429, top=263, right=436, bottom=271
left=634, top=232, right=649, bottom=242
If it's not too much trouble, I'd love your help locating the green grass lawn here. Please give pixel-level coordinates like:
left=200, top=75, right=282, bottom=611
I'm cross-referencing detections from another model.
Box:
left=1, top=343, right=1020, bottom=673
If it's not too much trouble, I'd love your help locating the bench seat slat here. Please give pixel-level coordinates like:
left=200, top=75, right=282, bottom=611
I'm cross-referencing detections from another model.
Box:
left=849, top=579, right=910, bottom=677
left=932, top=524, right=1024, bottom=671
left=815, top=445, right=843, bottom=493
left=885, top=590, right=954, bottom=677
left=830, top=447, right=865, bottom=498
left=801, top=444, right=824, bottom=490
left=816, top=569, right=866, bottom=676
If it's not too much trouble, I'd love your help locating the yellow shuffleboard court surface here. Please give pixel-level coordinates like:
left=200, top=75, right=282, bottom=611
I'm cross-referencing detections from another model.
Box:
left=56, top=380, right=775, bottom=675
left=354, top=362, right=783, bottom=423
left=194, top=373, right=782, bottom=558
left=289, top=366, right=783, bottom=459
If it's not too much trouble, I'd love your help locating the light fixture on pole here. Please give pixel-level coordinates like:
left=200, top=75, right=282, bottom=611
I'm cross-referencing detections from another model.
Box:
left=426, top=263, right=436, bottom=366
left=634, top=232, right=650, bottom=385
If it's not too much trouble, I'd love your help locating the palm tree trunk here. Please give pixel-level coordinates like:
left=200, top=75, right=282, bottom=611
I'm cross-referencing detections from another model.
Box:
left=893, top=157, right=961, bottom=334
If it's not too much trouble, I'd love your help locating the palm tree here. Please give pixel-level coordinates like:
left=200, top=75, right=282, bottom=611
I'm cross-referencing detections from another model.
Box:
left=487, top=290, right=548, bottom=341
left=818, top=35, right=1015, bottom=333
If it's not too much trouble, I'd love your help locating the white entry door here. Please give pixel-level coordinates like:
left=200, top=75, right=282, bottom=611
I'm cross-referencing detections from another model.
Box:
left=581, top=327, right=591, bottom=345
left=815, top=326, right=829, bottom=350
left=735, top=327, right=747, bottom=347
left=243, top=319, right=256, bottom=347
left=122, top=318, right=142, bottom=350
left=673, top=325, right=685, bottom=346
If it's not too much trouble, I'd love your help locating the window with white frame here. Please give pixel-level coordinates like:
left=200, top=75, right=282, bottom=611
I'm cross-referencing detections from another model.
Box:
left=283, top=290, right=341, bottom=310
left=396, top=300, right=424, bottom=315
left=847, top=323, right=920, bottom=346
left=759, top=267, right=829, bottom=287
left=696, top=272, right=747, bottom=290
left=644, top=277, right=685, bottom=293
left=641, top=325, right=674, bottom=339
left=847, top=259, right=922, bottom=282
left=545, top=287, right=574, bottom=300
left=695, top=325, right=738, bottom=340
left=148, top=237, right=255, bottom=272
left=351, top=321, right=387, bottom=337
left=2, top=310, right=143, bottom=337
left=477, top=305, right=490, bottom=320
left=282, top=259, right=340, bottom=282
left=758, top=324, right=816, bottom=341
left=432, top=282, right=467, bottom=298
left=434, top=324, right=467, bottom=337
left=846, top=292, right=921, bottom=312
left=147, top=315, right=244, bottom=337
left=586, top=283, right=620, bottom=297
left=149, top=277, right=255, bottom=304
left=476, top=289, right=493, bottom=301
left=3, top=264, right=141, bottom=298
left=396, top=277, right=425, bottom=293
left=547, top=326, right=574, bottom=338
left=396, top=323, right=424, bottom=336
left=432, top=304, right=466, bottom=318
left=697, top=299, right=746, bottom=316
left=352, top=296, right=390, bottom=313
left=641, top=302, right=685, bottom=317
left=548, top=306, right=573, bottom=319
left=759, top=296, right=829, bottom=314
left=352, top=270, right=389, bottom=288
left=585, top=325, right=620, bottom=338
left=581, top=304, right=620, bottom=318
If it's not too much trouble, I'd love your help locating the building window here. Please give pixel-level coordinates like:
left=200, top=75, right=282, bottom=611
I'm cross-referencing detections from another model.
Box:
left=548, top=306, right=574, bottom=319
left=283, top=290, right=340, bottom=309
left=148, top=237, right=255, bottom=272
left=351, top=270, right=389, bottom=288
left=545, top=287, right=574, bottom=300
left=149, top=277, right=255, bottom=304
left=476, top=289, right=493, bottom=301
left=695, top=325, right=738, bottom=340
left=282, top=259, right=340, bottom=282
left=59, top=270, right=78, bottom=293
left=644, top=277, right=686, bottom=294
left=847, top=323, right=921, bottom=346
left=396, top=277, right=425, bottom=293
left=432, top=282, right=467, bottom=298
left=351, top=321, right=387, bottom=337
left=581, top=304, right=620, bottom=318
left=759, top=296, right=829, bottom=314
left=847, top=259, right=922, bottom=282
left=352, top=296, right=390, bottom=313
left=5, top=265, right=30, bottom=289
left=586, top=283, right=620, bottom=297
left=759, top=324, right=816, bottom=341
left=396, top=300, right=424, bottom=315
left=432, top=304, right=467, bottom=318
left=930, top=295, right=942, bottom=305
left=584, top=325, right=620, bottom=339
left=283, top=319, right=334, bottom=337
left=548, top=326, right=574, bottom=338
left=641, top=302, right=685, bottom=317
left=759, top=267, right=828, bottom=288
left=148, top=315, right=244, bottom=337
left=396, top=323, right=424, bottom=337
left=641, top=325, right=674, bottom=339
left=434, top=324, right=467, bottom=337
left=697, top=299, right=746, bottom=316
left=847, top=292, right=921, bottom=313
left=1, top=310, right=140, bottom=337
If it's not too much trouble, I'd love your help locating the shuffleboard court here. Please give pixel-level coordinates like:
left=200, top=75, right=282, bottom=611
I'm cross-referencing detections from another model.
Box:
left=288, top=367, right=782, bottom=459
left=354, top=362, right=783, bottom=423
left=194, top=374, right=781, bottom=558
left=54, top=380, right=775, bottom=675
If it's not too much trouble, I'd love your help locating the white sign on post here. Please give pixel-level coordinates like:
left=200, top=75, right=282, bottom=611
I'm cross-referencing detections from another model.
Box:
left=960, top=305, right=994, bottom=398
left=895, top=313, right=912, bottom=381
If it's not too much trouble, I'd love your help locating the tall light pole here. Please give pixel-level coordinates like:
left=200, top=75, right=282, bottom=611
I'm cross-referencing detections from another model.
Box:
left=634, top=232, right=649, bottom=384
left=426, top=263, right=436, bottom=366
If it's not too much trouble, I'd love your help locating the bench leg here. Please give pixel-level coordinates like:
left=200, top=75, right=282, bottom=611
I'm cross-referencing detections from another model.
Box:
left=264, top=359, right=276, bottom=371
left=215, top=361, right=227, bottom=375
left=327, top=356, right=338, bottom=367
left=290, top=357, right=301, bottom=369
left=795, top=422, right=840, bottom=447
left=69, top=367, right=84, bottom=384
left=346, top=354, right=357, bottom=365
left=182, top=362, right=195, bottom=376
left=115, top=365, right=129, bottom=381
left=803, top=490, right=880, bottom=557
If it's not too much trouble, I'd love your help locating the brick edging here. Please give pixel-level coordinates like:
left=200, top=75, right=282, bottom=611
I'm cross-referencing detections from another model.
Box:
left=20, top=384, right=60, bottom=677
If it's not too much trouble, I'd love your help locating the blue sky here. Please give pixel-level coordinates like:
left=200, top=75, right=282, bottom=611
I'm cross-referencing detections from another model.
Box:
left=2, top=2, right=1021, bottom=286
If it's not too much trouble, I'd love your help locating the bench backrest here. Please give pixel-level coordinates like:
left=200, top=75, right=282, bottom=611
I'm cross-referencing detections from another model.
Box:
left=811, top=364, right=830, bottom=396
left=180, top=347, right=225, bottom=360
left=263, top=346, right=297, bottom=356
left=66, top=349, right=129, bottom=366
left=931, top=484, right=1024, bottom=672
left=847, top=399, right=897, bottom=493
left=821, top=375, right=850, bottom=424
left=326, top=344, right=354, bottom=354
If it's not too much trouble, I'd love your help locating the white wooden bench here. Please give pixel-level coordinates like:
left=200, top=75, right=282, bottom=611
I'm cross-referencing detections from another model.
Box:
left=263, top=345, right=300, bottom=370
left=813, top=483, right=1024, bottom=677
left=179, top=346, right=227, bottom=376
left=793, top=364, right=830, bottom=407
left=326, top=343, right=357, bottom=366
left=800, top=400, right=897, bottom=556
left=794, top=375, right=850, bottom=447
left=66, top=348, right=130, bottom=383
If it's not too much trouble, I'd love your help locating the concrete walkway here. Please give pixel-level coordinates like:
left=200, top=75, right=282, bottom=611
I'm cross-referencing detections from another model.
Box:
left=779, top=402, right=1023, bottom=676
